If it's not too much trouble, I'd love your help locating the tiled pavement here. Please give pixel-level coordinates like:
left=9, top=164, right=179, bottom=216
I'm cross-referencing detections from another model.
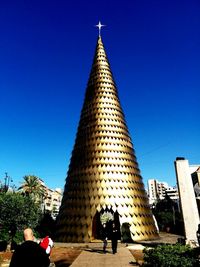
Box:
left=60, top=232, right=181, bottom=267
left=70, top=245, right=138, bottom=267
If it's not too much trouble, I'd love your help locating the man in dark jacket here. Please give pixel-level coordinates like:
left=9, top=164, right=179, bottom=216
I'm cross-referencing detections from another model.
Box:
left=111, top=223, right=118, bottom=254
left=101, top=223, right=108, bottom=253
left=9, top=228, right=50, bottom=267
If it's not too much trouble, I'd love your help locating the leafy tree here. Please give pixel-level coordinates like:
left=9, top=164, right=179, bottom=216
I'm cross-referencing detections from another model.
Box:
left=0, top=192, right=42, bottom=242
left=36, top=212, right=56, bottom=239
left=18, top=175, right=46, bottom=203
left=152, top=194, right=184, bottom=234
left=100, top=212, right=114, bottom=224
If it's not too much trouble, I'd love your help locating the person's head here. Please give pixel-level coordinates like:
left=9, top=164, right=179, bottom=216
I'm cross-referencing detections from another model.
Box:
left=23, top=228, right=34, bottom=241
left=112, top=223, right=115, bottom=228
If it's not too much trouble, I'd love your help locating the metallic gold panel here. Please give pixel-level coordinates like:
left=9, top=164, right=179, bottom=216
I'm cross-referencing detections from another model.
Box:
left=56, top=36, right=159, bottom=242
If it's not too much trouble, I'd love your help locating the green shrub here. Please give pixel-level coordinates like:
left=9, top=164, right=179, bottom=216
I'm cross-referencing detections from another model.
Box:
left=0, top=228, right=10, bottom=242
left=12, top=230, right=24, bottom=244
left=0, top=192, right=42, bottom=243
left=142, top=243, right=200, bottom=267
left=121, top=223, right=132, bottom=242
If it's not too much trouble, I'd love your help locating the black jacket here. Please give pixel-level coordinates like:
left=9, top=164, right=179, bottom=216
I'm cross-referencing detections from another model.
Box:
left=9, top=241, right=50, bottom=267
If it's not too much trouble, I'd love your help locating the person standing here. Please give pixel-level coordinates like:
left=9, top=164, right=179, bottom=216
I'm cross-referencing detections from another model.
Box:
left=197, top=224, right=200, bottom=246
left=101, top=223, right=108, bottom=253
left=9, top=228, right=50, bottom=267
left=111, top=222, right=118, bottom=254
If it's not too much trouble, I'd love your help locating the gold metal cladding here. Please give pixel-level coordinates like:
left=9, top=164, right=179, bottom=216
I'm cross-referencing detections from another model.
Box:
left=56, top=36, right=159, bottom=242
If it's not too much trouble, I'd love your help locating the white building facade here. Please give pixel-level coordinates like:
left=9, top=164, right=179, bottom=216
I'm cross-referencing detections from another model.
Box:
left=148, top=179, right=179, bottom=205
left=38, top=179, right=63, bottom=218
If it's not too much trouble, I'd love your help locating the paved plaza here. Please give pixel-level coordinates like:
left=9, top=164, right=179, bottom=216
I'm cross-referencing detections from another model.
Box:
left=69, top=244, right=139, bottom=267
left=54, top=232, right=181, bottom=267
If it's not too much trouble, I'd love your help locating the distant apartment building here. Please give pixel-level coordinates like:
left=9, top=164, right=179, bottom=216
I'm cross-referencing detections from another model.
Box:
left=165, top=186, right=179, bottom=201
left=148, top=179, right=179, bottom=205
left=38, top=179, right=63, bottom=218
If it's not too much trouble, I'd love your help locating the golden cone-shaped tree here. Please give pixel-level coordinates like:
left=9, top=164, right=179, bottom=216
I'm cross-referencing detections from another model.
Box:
left=56, top=36, right=158, bottom=242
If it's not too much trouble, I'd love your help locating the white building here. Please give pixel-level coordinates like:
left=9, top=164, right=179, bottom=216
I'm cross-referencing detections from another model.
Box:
left=165, top=186, right=179, bottom=201
left=38, top=179, right=63, bottom=218
left=148, top=179, right=179, bottom=205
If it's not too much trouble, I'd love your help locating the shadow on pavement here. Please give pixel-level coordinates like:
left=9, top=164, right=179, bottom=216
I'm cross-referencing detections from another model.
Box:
left=84, top=248, right=112, bottom=254
left=54, top=260, right=71, bottom=267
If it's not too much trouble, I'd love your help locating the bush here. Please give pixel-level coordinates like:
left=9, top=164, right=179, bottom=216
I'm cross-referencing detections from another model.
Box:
left=0, top=192, right=42, bottom=243
left=36, top=212, right=56, bottom=238
left=0, top=228, right=10, bottom=242
left=12, top=230, right=24, bottom=244
left=121, top=223, right=132, bottom=242
left=142, top=243, right=200, bottom=267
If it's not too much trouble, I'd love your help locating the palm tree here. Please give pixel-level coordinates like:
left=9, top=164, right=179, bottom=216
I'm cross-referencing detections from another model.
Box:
left=19, top=175, right=46, bottom=202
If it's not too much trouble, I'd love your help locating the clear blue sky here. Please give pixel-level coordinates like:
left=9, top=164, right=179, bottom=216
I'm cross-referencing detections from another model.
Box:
left=0, top=0, right=199, bottom=190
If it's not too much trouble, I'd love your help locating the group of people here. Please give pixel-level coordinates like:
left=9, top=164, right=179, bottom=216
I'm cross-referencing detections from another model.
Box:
left=9, top=222, right=119, bottom=266
left=9, top=228, right=53, bottom=267
left=101, top=222, right=119, bottom=254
